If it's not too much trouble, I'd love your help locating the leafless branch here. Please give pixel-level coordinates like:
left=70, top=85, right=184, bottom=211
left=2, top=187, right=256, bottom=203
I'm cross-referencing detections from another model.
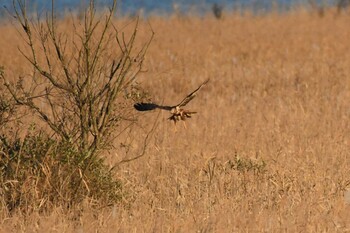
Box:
left=2, top=0, right=153, bottom=159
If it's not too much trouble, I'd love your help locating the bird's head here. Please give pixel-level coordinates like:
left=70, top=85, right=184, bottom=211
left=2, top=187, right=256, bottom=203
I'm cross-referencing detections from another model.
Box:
left=171, top=106, right=181, bottom=114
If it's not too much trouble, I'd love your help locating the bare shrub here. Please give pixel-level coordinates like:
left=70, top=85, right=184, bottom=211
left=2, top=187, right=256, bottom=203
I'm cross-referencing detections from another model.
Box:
left=1, top=0, right=153, bottom=158
left=308, top=0, right=325, bottom=16
left=0, top=0, right=153, bottom=213
left=0, top=67, right=16, bottom=128
left=337, top=0, right=350, bottom=13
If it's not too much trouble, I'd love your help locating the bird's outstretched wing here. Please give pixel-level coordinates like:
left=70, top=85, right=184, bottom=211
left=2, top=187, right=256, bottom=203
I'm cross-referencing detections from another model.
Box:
left=134, top=79, right=209, bottom=112
left=176, top=79, right=210, bottom=107
left=134, top=103, right=173, bottom=111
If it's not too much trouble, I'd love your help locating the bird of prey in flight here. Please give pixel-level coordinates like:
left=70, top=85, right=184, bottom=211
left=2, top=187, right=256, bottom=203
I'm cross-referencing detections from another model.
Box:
left=134, top=79, right=209, bottom=126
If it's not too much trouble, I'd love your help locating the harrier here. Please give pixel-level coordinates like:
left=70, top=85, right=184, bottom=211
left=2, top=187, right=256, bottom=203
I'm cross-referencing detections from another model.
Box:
left=134, top=79, right=209, bottom=126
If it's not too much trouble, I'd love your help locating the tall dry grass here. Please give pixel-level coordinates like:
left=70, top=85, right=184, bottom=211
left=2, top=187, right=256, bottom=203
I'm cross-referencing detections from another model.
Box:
left=1, top=9, right=350, bottom=232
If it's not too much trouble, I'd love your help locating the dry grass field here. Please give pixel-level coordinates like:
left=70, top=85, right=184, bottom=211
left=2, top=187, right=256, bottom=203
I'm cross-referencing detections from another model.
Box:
left=1, top=8, right=350, bottom=232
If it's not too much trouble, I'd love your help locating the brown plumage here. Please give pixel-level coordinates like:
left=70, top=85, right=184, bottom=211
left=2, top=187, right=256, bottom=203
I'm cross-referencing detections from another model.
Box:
left=134, top=79, right=209, bottom=124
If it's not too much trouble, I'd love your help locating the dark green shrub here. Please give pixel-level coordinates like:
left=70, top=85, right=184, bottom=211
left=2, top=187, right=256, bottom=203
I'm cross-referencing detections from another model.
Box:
left=0, top=130, right=122, bottom=213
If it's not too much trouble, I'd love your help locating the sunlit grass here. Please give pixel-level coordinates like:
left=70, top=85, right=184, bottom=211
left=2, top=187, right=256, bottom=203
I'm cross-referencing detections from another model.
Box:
left=1, top=9, right=350, bottom=232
